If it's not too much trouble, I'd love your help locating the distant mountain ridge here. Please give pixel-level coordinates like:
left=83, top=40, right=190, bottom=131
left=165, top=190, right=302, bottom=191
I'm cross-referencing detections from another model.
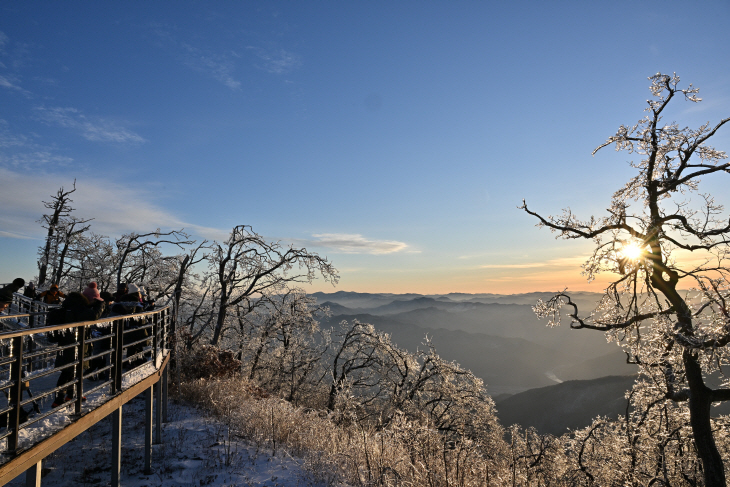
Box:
left=496, top=375, right=637, bottom=435
left=312, top=290, right=603, bottom=312
left=315, top=291, right=637, bottom=397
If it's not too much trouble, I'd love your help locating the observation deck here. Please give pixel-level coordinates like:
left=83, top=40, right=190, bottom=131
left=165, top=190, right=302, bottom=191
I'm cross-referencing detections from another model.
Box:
left=0, top=294, right=171, bottom=486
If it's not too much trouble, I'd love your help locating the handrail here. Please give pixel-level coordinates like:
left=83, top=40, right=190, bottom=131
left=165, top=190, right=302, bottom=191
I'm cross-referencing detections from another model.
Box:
left=0, top=305, right=171, bottom=457
left=0, top=305, right=168, bottom=339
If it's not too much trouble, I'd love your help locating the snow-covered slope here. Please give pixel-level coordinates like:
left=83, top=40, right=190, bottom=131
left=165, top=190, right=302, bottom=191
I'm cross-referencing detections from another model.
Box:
left=6, top=396, right=322, bottom=487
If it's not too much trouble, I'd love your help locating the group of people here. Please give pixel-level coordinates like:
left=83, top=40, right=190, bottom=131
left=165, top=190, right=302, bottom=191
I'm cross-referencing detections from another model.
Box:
left=0, top=278, right=157, bottom=409
left=0, top=279, right=68, bottom=312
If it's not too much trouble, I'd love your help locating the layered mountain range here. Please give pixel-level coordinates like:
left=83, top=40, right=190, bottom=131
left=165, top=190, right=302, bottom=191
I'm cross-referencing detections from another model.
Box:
left=312, top=291, right=638, bottom=433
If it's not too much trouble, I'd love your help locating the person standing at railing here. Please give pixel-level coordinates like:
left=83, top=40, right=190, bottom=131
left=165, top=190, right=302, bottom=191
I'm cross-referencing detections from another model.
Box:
left=86, top=288, right=114, bottom=380
left=113, top=283, right=128, bottom=302
left=39, top=284, right=65, bottom=305
left=0, top=278, right=24, bottom=313
left=23, top=282, right=37, bottom=300
left=81, top=281, right=101, bottom=303
left=50, top=292, right=105, bottom=408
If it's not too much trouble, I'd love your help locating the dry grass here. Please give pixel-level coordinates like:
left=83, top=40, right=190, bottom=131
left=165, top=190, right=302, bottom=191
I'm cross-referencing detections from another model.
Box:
left=178, top=376, right=508, bottom=487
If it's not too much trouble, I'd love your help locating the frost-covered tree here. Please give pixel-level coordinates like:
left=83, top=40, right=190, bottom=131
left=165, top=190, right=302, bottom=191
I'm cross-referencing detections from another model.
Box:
left=522, top=73, right=730, bottom=485
left=208, top=225, right=338, bottom=346
left=236, top=288, right=331, bottom=404
left=36, top=181, right=92, bottom=288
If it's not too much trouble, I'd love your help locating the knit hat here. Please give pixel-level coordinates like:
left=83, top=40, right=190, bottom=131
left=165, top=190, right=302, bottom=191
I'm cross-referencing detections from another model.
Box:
left=127, top=283, right=140, bottom=293
left=50, top=284, right=59, bottom=290
left=82, top=282, right=102, bottom=302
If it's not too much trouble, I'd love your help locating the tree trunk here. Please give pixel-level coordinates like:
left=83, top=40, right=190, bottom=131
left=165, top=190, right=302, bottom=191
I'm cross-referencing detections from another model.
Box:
left=684, top=350, right=726, bottom=486
left=656, top=272, right=726, bottom=486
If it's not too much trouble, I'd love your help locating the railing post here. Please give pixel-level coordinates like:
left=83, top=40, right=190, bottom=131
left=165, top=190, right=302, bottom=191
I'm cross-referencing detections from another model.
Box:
left=8, top=336, right=24, bottom=453
left=75, top=325, right=85, bottom=414
left=28, top=309, right=36, bottom=373
left=152, top=312, right=159, bottom=367
left=112, top=319, right=124, bottom=394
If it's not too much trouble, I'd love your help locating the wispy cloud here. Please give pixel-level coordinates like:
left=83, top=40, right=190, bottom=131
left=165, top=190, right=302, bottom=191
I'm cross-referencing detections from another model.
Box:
left=33, top=106, right=146, bottom=144
left=296, top=233, right=409, bottom=255
left=151, top=24, right=300, bottom=87
left=0, top=32, right=33, bottom=96
left=479, top=257, right=586, bottom=269
left=152, top=25, right=241, bottom=90
left=246, top=46, right=301, bottom=75
left=0, top=74, right=31, bottom=97
left=0, top=74, right=22, bottom=91
left=0, top=119, right=29, bottom=148
left=180, top=42, right=241, bottom=89
left=0, top=169, right=228, bottom=242
left=0, top=120, right=74, bottom=170
left=0, top=151, right=74, bottom=169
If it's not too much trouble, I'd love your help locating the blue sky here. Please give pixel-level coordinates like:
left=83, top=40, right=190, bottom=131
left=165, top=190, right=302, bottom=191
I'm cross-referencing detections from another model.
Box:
left=1, top=1, right=729, bottom=294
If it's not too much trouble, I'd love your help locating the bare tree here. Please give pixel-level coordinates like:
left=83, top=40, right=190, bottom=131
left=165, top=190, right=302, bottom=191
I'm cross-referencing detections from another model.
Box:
left=114, top=229, right=193, bottom=288
left=37, top=181, right=92, bottom=287
left=209, top=225, right=338, bottom=346
left=522, top=73, right=730, bottom=486
left=327, top=320, right=390, bottom=412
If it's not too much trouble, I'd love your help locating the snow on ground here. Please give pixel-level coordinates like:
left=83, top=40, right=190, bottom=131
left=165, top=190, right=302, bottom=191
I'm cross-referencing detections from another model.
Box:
left=6, top=396, right=325, bottom=486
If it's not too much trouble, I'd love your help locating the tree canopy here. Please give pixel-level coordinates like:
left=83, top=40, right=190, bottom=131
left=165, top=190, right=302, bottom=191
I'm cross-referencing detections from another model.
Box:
left=522, top=73, right=730, bottom=486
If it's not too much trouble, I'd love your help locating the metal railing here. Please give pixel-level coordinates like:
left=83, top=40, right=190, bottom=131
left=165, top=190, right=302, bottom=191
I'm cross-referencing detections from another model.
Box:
left=0, top=301, right=171, bottom=455
left=4, top=294, right=59, bottom=330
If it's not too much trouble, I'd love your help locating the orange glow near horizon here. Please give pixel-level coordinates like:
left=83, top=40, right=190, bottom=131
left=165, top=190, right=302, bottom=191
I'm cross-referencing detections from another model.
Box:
left=305, top=263, right=621, bottom=295
left=305, top=247, right=714, bottom=296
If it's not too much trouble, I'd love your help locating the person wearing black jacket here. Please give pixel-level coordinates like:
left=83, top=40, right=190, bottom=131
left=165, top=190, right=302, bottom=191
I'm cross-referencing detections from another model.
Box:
left=23, top=282, right=37, bottom=300
left=0, top=278, right=25, bottom=312
left=50, top=292, right=105, bottom=407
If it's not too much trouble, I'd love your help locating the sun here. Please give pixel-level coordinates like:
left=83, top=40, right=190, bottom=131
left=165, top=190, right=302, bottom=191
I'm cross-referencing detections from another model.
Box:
left=620, top=242, right=644, bottom=261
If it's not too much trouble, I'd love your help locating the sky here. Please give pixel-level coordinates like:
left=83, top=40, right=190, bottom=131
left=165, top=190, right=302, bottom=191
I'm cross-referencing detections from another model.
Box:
left=1, top=1, right=729, bottom=294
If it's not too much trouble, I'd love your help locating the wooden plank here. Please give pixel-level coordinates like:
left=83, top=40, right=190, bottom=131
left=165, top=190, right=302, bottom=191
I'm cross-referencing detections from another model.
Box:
left=0, top=354, right=169, bottom=485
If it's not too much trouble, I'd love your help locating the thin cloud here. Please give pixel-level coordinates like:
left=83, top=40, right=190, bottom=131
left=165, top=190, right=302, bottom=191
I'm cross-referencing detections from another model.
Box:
left=0, top=169, right=228, bottom=243
left=0, top=119, right=29, bottom=148
left=247, top=46, right=301, bottom=75
left=479, top=257, right=586, bottom=269
left=0, top=120, right=74, bottom=170
left=180, top=43, right=241, bottom=90
left=0, top=74, right=30, bottom=95
left=151, top=25, right=241, bottom=90
left=33, top=106, right=146, bottom=144
left=298, top=233, right=408, bottom=255
left=0, top=151, right=74, bottom=169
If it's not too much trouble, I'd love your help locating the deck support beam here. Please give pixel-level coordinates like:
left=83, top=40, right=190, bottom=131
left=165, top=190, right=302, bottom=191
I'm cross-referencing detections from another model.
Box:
left=111, top=406, right=122, bottom=487
left=24, top=460, right=40, bottom=487
left=144, top=386, right=153, bottom=475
